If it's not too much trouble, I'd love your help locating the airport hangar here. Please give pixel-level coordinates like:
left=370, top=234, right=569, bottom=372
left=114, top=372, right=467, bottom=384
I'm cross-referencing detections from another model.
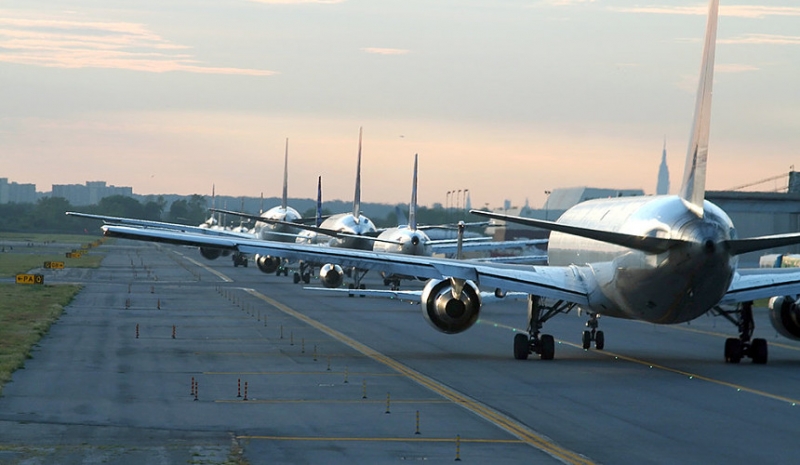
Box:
left=488, top=173, right=800, bottom=267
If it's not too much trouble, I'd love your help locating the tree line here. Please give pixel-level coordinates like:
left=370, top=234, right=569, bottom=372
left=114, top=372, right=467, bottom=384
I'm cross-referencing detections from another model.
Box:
left=0, top=195, right=487, bottom=235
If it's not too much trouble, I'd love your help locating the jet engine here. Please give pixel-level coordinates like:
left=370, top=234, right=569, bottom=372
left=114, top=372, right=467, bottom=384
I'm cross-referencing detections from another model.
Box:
left=420, top=279, right=482, bottom=334
left=768, top=296, right=800, bottom=340
left=199, top=247, right=223, bottom=260
left=319, top=263, right=344, bottom=288
left=255, top=254, right=281, bottom=274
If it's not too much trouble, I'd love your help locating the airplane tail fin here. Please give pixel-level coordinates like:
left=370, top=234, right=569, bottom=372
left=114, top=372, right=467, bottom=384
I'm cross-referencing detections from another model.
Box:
left=679, top=0, right=719, bottom=216
left=353, top=127, right=363, bottom=223
left=316, top=176, right=323, bottom=228
left=281, top=138, right=289, bottom=210
left=409, top=154, right=419, bottom=231
left=395, top=206, right=408, bottom=227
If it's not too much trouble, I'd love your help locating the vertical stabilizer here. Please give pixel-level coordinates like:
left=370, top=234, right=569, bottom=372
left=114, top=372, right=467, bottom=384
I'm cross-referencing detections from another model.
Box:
left=316, top=176, right=323, bottom=228
left=679, top=0, right=719, bottom=215
left=409, top=154, right=419, bottom=231
left=656, top=137, right=670, bottom=195
left=281, top=138, right=289, bottom=210
left=352, top=127, right=363, bottom=222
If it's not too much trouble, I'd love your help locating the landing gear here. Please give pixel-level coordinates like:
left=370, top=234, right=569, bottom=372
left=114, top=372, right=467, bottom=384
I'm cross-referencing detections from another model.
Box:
left=293, top=262, right=313, bottom=284
left=715, top=301, right=768, bottom=364
left=232, top=252, right=248, bottom=267
left=581, top=313, right=604, bottom=350
left=348, top=268, right=369, bottom=297
left=513, top=296, right=574, bottom=361
left=347, top=282, right=367, bottom=297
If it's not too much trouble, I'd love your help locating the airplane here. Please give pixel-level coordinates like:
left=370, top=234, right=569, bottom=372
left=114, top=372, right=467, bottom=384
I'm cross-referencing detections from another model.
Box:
left=96, top=0, right=800, bottom=364
left=248, top=138, right=305, bottom=275
left=216, top=153, right=547, bottom=290
left=371, top=154, right=547, bottom=289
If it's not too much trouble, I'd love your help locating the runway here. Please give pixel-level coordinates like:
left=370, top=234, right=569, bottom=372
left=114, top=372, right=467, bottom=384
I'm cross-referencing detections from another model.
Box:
left=1, top=240, right=799, bottom=464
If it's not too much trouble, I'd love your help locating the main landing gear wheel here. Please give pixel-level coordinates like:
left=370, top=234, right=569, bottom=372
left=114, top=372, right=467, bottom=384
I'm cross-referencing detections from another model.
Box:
left=716, top=301, right=768, bottom=364
left=302, top=272, right=311, bottom=284
left=514, top=334, right=529, bottom=360
left=293, top=272, right=301, bottom=284
left=513, top=296, right=574, bottom=361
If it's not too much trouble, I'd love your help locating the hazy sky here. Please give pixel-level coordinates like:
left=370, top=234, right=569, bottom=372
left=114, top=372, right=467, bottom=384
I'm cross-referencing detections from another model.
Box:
left=1, top=1, right=798, bottom=209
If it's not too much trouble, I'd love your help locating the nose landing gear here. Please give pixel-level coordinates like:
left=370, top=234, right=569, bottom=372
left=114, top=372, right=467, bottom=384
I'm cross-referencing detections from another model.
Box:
left=582, top=313, right=604, bottom=350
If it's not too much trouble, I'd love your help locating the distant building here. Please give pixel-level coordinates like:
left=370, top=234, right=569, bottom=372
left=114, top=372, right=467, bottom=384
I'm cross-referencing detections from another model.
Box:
left=656, top=140, right=670, bottom=195
left=51, top=181, right=133, bottom=206
left=0, top=177, right=37, bottom=204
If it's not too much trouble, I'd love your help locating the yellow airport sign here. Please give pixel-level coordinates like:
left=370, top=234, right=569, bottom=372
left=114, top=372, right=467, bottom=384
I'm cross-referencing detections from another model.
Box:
left=16, top=274, right=44, bottom=285
left=66, top=252, right=82, bottom=258
left=44, top=261, right=65, bottom=269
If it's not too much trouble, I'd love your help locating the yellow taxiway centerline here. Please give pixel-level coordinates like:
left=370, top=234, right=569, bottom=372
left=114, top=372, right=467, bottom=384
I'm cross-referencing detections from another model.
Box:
left=243, top=287, right=595, bottom=465
left=487, top=320, right=800, bottom=407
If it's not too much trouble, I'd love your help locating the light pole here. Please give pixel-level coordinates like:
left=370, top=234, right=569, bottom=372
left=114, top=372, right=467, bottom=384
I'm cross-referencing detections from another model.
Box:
left=446, top=190, right=452, bottom=222
left=544, top=190, right=552, bottom=221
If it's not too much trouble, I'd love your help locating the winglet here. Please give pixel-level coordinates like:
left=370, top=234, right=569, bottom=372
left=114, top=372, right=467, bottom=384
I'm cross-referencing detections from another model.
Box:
left=281, top=138, right=289, bottom=210
left=679, top=0, right=719, bottom=216
left=353, top=127, right=362, bottom=223
left=316, top=176, right=323, bottom=228
left=409, top=154, right=419, bottom=231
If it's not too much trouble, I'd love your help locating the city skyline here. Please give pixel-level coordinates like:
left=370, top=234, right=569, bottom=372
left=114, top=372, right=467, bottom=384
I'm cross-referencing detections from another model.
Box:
left=2, top=1, right=798, bottom=208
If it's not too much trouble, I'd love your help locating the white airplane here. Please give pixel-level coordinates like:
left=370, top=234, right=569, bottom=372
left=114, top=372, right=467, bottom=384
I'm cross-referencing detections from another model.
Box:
left=248, top=138, right=306, bottom=275
left=218, top=128, right=382, bottom=287
left=98, top=0, right=800, bottom=363
left=373, top=154, right=547, bottom=289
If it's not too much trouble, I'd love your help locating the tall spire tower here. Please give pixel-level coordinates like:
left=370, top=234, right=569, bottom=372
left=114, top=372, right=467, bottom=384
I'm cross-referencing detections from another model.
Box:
left=656, top=138, right=670, bottom=195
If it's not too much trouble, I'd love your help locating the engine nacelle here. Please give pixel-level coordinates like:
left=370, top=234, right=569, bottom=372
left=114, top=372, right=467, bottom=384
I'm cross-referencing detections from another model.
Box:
left=319, top=264, right=344, bottom=288
left=255, top=255, right=281, bottom=274
left=768, top=296, right=800, bottom=340
left=421, top=279, right=482, bottom=334
left=199, top=247, right=222, bottom=260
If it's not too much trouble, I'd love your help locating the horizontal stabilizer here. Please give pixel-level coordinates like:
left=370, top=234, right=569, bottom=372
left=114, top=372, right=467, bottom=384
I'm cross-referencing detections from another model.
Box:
left=725, top=232, right=800, bottom=256
left=471, top=210, right=682, bottom=254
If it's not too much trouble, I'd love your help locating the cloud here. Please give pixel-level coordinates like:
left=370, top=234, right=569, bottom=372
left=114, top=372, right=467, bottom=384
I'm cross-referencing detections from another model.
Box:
left=716, top=63, right=759, bottom=73
left=541, top=0, right=596, bottom=5
left=611, top=5, right=800, bottom=19
left=719, top=34, right=800, bottom=45
left=0, top=11, right=275, bottom=76
left=248, top=0, right=345, bottom=4
left=361, top=47, right=410, bottom=55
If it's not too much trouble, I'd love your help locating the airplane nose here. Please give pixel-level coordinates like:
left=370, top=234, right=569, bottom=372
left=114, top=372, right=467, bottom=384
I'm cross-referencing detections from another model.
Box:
left=411, top=235, right=420, bottom=246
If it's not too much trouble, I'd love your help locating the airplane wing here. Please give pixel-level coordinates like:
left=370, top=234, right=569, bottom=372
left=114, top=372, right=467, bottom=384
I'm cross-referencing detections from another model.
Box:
left=719, top=268, right=800, bottom=305
left=431, top=238, right=548, bottom=255
left=102, top=224, right=590, bottom=305
left=211, top=208, right=402, bottom=245
left=470, top=254, right=548, bottom=265
left=302, top=286, right=528, bottom=303
left=66, top=212, right=255, bottom=239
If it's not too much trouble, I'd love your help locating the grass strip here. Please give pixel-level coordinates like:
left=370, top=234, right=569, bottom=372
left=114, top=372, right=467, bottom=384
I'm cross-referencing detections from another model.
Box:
left=0, top=253, right=104, bottom=277
left=0, top=284, right=82, bottom=394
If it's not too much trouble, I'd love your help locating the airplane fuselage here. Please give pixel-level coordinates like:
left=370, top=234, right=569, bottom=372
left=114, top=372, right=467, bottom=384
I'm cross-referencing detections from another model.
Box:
left=548, top=195, right=737, bottom=324
left=373, top=227, right=433, bottom=256
left=255, top=206, right=302, bottom=242
left=296, top=213, right=376, bottom=251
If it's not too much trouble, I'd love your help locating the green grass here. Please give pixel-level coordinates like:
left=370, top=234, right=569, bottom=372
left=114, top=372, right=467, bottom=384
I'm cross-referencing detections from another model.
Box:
left=0, top=232, right=101, bottom=243
left=0, top=233, right=107, bottom=277
left=0, top=283, right=82, bottom=394
left=0, top=252, right=104, bottom=277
